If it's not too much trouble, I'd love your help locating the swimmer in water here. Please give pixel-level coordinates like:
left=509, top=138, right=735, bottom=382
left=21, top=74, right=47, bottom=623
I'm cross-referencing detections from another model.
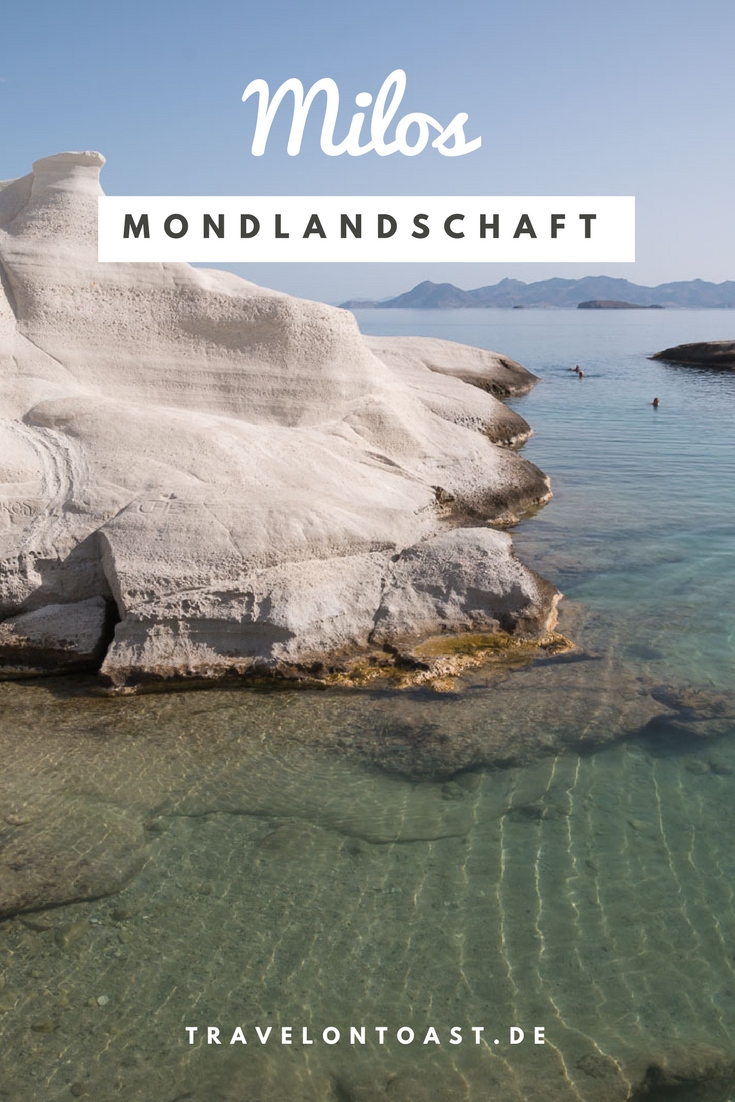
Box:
left=652, top=397, right=660, bottom=407
left=578, top=370, right=585, bottom=378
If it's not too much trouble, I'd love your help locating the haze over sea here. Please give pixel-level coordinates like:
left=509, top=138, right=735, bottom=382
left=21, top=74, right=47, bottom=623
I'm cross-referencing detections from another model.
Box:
left=1, top=309, right=734, bottom=1101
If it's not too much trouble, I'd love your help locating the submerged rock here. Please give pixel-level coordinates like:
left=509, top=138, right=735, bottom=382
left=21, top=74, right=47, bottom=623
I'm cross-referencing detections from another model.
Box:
left=0, top=796, right=147, bottom=919
left=627, top=1044, right=735, bottom=1102
left=0, top=151, right=557, bottom=687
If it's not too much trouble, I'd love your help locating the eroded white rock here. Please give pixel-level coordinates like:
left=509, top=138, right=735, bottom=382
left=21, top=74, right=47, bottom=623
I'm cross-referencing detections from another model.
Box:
left=0, top=596, right=110, bottom=674
left=0, top=152, right=558, bottom=685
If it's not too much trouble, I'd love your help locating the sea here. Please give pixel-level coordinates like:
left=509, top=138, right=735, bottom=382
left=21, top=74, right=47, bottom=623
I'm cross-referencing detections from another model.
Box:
left=0, top=309, right=733, bottom=1101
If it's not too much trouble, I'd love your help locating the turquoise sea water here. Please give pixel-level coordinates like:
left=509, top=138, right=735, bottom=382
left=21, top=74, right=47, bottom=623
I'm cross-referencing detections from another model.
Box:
left=0, top=310, right=734, bottom=1101
left=356, top=309, right=735, bottom=692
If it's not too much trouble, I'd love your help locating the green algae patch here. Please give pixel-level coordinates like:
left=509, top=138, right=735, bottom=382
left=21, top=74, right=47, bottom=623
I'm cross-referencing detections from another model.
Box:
left=97, top=630, right=574, bottom=696
left=412, top=629, right=568, bottom=660
left=324, top=630, right=574, bottom=693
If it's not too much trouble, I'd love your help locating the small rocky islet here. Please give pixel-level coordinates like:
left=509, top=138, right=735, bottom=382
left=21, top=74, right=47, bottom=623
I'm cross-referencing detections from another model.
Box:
left=651, top=339, right=735, bottom=368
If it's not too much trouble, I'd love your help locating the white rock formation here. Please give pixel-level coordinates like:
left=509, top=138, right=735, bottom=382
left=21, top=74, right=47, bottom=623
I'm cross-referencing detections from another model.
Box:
left=0, top=151, right=557, bottom=685
left=0, top=595, right=109, bottom=674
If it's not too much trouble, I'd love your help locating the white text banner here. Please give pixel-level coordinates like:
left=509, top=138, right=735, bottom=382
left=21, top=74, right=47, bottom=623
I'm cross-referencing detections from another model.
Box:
left=98, top=196, right=635, bottom=263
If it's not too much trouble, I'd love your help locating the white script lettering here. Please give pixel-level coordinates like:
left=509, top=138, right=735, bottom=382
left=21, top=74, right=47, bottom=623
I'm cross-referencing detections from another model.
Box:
left=241, top=69, right=481, bottom=157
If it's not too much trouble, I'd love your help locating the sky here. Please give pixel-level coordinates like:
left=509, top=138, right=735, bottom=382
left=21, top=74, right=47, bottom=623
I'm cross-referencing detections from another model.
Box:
left=2, top=0, right=734, bottom=303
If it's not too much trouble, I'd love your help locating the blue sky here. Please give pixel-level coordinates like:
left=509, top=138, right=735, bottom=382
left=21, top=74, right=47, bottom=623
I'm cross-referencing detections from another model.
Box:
left=2, top=0, right=734, bottom=302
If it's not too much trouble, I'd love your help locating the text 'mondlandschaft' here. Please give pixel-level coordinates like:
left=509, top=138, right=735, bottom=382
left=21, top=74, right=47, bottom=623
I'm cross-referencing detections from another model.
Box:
left=98, top=197, right=635, bottom=263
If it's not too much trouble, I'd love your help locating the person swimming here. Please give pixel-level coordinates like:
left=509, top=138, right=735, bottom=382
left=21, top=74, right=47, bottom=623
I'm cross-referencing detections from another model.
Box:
left=578, top=370, right=585, bottom=378
left=652, top=397, right=660, bottom=407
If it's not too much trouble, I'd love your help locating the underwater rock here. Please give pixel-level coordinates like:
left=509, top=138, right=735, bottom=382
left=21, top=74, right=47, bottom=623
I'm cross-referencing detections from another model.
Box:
left=55, top=916, right=90, bottom=950
left=627, top=1043, right=735, bottom=1102
left=0, top=797, right=147, bottom=919
left=0, top=151, right=556, bottom=686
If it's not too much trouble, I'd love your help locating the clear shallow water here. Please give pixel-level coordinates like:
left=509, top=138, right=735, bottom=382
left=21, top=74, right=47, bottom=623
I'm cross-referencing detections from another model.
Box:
left=0, top=310, right=734, bottom=1102
left=356, top=309, right=735, bottom=690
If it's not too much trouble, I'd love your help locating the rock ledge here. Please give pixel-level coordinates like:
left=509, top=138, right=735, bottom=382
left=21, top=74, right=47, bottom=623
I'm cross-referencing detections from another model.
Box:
left=0, top=151, right=558, bottom=687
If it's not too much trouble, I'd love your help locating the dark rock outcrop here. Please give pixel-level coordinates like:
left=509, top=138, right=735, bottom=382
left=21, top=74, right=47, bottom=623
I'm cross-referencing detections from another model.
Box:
left=651, top=340, right=735, bottom=368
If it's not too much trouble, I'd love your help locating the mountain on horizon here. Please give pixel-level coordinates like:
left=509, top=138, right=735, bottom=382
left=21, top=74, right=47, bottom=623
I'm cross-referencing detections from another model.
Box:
left=339, top=277, right=735, bottom=310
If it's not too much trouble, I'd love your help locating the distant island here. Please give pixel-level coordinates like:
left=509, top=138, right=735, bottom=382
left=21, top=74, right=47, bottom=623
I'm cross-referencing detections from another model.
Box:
left=577, top=300, right=664, bottom=310
left=340, top=276, right=735, bottom=310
